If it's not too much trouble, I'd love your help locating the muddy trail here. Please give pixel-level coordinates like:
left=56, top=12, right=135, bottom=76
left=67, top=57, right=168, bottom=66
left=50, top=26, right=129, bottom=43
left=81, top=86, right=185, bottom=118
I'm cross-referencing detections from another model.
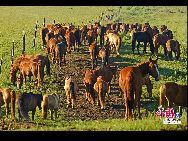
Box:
left=49, top=47, right=128, bottom=121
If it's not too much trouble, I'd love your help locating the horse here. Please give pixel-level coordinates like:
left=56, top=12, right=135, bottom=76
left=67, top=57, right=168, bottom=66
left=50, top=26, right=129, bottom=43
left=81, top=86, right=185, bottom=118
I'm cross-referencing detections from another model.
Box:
left=166, top=39, right=180, bottom=60
left=0, top=88, right=16, bottom=120
left=119, top=57, right=160, bottom=120
left=64, top=29, right=76, bottom=53
left=99, top=45, right=110, bottom=67
left=83, top=69, right=97, bottom=104
left=131, top=31, right=154, bottom=55
left=16, top=92, right=43, bottom=121
left=40, top=27, right=49, bottom=48
left=89, top=42, right=99, bottom=70
left=64, top=76, right=79, bottom=108
left=55, top=42, right=67, bottom=66
left=93, top=65, right=117, bottom=100
left=94, top=76, right=108, bottom=109
left=42, top=93, right=60, bottom=120
left=10, top=54, right=50, bottom=85
left=17, top=60, right=42, bottom=89
left=86, top=29, right=97, bottom=46
left=159, top=82, right=187, bottom=115
left=104, top=32, right=121, bottom=57
left=153, top=33, right=170, bottom=56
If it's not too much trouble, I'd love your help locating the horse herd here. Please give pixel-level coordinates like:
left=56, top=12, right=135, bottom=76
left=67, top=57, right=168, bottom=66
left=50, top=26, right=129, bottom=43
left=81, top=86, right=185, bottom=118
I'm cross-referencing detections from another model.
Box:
left=0, top=21, right=187, bottom=121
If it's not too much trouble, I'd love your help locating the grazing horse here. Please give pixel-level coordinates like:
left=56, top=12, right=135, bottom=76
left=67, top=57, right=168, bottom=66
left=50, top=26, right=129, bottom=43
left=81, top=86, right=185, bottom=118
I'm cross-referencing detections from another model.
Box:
left=17, top=60, right=42, bottom=89
left=10, top=54, right=50, bottom=85
left=16, top=92, right=43, bottom=121
left=99, top=45, right=110, bottom=67
left=42, top=93, right=60, bottom=120
left=83, top=69, right=97, bottom=104
left=89, top=42, right=99, bottom=70
left=159, top=82, right=187, bottom=115
left=131, top=31, right=154, bottom=54
left=0, top=88, right=16, bottom=120
left=119, top=57, right=160, bottom=120
left=64, top=76, right=79, bottom=108
left=94, top=76, right=108, bottom=109
left=104, top=32, right=121, bottom=57
left=166, top=39, right=180, bottom=60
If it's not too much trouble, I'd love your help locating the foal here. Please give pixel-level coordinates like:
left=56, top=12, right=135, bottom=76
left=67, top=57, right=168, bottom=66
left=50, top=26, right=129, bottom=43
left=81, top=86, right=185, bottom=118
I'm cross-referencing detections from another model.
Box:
left=119, top=57, right=160, bottom=120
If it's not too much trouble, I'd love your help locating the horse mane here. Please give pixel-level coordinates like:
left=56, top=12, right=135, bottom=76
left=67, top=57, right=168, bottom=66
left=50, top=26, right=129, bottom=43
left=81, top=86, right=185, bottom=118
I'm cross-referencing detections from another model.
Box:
left=135, top=61, right=150, bottom=77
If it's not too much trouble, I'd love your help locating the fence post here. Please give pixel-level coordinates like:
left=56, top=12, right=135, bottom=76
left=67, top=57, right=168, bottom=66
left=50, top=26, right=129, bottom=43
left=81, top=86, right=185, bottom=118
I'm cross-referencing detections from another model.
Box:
left=0, top=58, right=2, bottom=74
left=33, top=36, right=35, bottom=47
left=11, top=49, right=13, bottom=65
left=22, top=28, right=25, bottom=54
left=12, top=40, right=14, bottom=56
left=43, top=17, right=45, bottom=27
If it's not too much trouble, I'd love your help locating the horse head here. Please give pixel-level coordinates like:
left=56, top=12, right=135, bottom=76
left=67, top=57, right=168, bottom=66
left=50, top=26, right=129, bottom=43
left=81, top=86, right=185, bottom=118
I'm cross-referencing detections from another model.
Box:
left=148, top=57, right=160, bottom=81
left=37, top=94, right=43, bottom=110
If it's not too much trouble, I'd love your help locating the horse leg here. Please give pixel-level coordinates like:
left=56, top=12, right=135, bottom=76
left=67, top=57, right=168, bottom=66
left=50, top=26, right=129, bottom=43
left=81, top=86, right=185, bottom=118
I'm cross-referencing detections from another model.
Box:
left=163, top=45, right=167, bottom=57
left=23, top=75, right=26, bottom=90
left=143, top=42, right=147, bottom=54
left=32, top=109, right=36, bottom=120
left=99, top=91, right=104, bottom=109
left=50, top=109, right=53, bottom=120
left=137, top=89, right=142, bottom=119
left=4, top=101, right=9, bottom=118
left=132, top=40, right=135, bottom=54
left=116, top=46, right=120, bottom=57
left=137, top=42, right=140, bottom=55
left=179, top=106, right=182, bottom=116
left=55, top=109, right=58, bottom=120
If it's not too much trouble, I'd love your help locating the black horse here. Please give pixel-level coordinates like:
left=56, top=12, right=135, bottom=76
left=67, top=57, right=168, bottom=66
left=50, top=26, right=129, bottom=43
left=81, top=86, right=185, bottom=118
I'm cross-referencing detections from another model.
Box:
left=131, top=31, right=154, bottom=55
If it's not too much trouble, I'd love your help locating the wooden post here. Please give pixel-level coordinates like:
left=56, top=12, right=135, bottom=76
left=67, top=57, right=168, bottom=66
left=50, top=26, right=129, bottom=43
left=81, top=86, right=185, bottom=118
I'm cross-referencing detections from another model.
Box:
left=33, top=36, right=35, bottom=47
left=22, top=28, right=25, bottom=54
left=43, top=17, right=45, bottom=27
left=11, top=49, right=13, bottom=65
left=53, top=19, right=55, bottom=25
left=35, top=20, right=38, bottom=30
left=34, top=27, right=37, bottom=38
left=0, top=63, right=1, bottom=74
left=12, top=40, right=14, bottom=56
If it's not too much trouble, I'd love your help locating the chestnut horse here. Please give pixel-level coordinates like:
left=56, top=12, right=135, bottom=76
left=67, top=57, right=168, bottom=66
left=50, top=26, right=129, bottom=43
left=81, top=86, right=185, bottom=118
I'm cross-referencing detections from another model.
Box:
left=159, top=82, right=187, bottom=115
left=166, top=39, right=180, bottom=60
left=64, top=76, right=79, bottom=108
left=0, top=88, right=16, bottom=120
left=89, top=42, right=99, bottom=70
left=42, top=93, right=60, bottom=120
left=83, top=69, right=97, bottom=104
left=119, top=57, right=160, bottom=120
left=94, top=76, right=108, bottom=109
left=16, top=92, right=43, bottom=121
left=99, top=44, right=110, bottom=67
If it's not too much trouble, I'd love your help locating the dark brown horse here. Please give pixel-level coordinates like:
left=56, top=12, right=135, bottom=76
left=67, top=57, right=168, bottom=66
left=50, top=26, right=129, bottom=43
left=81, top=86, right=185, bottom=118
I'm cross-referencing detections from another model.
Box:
left=159, top=82, right=187, bottom=115
left=119, top=57, right=160, bottom=120
left=99, top=44, right=110, bottom=67
left=16, top=92, right=43, bottom=121
left=0, top=88, right=16, bottom=120
left=166, top=39, right=180, bottom=60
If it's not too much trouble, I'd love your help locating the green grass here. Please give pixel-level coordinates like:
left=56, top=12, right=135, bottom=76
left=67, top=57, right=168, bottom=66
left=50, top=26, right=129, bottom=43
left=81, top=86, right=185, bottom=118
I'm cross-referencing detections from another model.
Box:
left=0, top=6, right=187, bottom=131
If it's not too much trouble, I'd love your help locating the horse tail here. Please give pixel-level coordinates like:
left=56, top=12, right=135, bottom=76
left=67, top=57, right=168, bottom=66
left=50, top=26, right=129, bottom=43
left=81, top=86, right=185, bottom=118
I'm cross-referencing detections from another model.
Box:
left=159, top=84, right=166, bottom=108
left=42, top=95, right=48, bottom=120
left=10, top=90, right=16, bottom=120
left=126, top=75, right=134, bottom=110
left=70, top=82, right=76, bottom=100
left=17, top=94, right=30, bottom=121
left=45, top=55, right=51, bottom=77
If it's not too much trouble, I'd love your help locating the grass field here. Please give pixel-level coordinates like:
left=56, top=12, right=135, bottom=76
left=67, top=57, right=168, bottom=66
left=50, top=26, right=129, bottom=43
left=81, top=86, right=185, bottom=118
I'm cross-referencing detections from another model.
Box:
left=0, top=6, right=187, bottom=131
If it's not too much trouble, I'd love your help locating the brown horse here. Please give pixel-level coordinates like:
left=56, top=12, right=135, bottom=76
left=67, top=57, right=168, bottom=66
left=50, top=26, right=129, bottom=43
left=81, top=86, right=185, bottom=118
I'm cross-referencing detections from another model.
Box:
left=42, top=93, right=60, bottom=120
left=119, top=57, right=160, bottom=120
left=159, top=82, right=187, bottom=115
left=0, top=88, right=16, bottom=120
left=10, top=54, right=50, bottom=85
left=99, top=44, right=110, bottom=67
left=17, top=60, right=42, bottom=89
left=94, top=76, right=108, bottom=109
left=64, top=76, right=79, bottom=108
left=166, top=39, right=180, bottom=60
left=16, top=92, right=43, bottom=121
left=83, top=69, right=97, bottom=104
left=55, top=42, right=67, bottom=66
left=89, top=42, right=99, bottom=70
